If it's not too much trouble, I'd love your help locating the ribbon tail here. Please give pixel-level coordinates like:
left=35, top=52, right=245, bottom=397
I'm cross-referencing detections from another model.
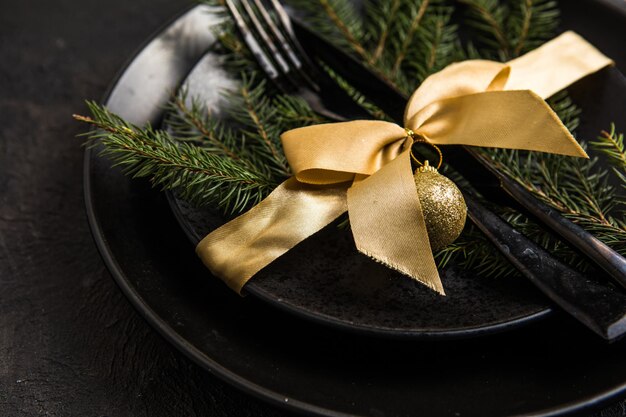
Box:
left=506, top=31, right=613, bottom=99
left=347, top=143, right=444, bottom=295
left=412, top=90, right=588, bottom=158
left=196, top=177, right=348, bottom=294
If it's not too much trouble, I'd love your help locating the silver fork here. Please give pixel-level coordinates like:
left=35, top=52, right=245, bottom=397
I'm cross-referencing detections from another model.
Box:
left=225, top=0, right=368, bottom=121
left=223, top=0, right=626, bottom=340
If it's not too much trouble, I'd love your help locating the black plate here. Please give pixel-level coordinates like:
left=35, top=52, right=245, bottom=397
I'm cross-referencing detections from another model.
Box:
left=84, top=3, right=626, bottom=416
left=164, top=10, right=555, bottom=340
left=163, top=0, right=626, bottom=339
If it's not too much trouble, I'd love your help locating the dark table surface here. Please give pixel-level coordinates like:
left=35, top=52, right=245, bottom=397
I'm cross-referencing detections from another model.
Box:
left=0, top=0, right=625, bottom=416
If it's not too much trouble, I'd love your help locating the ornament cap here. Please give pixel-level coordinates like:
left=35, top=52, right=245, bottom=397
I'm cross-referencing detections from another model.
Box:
left=415, top=160, right=439, bottom=174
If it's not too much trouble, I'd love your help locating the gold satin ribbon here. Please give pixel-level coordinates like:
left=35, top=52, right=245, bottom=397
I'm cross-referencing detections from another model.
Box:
left=197, top=31, right=613, bottom=295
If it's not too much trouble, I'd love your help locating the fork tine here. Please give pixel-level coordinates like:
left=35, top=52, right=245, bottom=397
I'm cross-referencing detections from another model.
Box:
left=237, top=0, right=319, bottom=92
left=256, top=0, right=320, bottom=90
left=227, top=0, right=368, bottom=120
left=265, top=0, right=315, bottom=68
left=224, top=0, right=289, bottom=92
left=238, top=0, right=309, bottom=91
left=250, top=0, right=302, bottom=71
left=239, top=0, right=292, bottom=75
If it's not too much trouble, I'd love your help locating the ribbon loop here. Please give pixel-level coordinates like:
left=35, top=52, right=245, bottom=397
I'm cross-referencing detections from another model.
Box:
left=282, top=120, right=406, bottom=184
left=408, top=90, right=588, bottom=157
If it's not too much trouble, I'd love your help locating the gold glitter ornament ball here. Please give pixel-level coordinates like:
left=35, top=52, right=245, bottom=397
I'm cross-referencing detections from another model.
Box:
left=413, top=162, right=467, bottom=251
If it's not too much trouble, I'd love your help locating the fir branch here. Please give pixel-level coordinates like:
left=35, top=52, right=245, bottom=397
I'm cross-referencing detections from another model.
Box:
left=272, top=94, right=327, bottom=128
left=286, top=0, right=454, bottom=93
left=405, top=9, right=458, bottom=85
left=217, top=31, right=254, bottom=70
left=436, top=223, right=513, bottom=277
left=74, top=102, right=278, bottom=214
left=390, top=0, right=430, bottom=75
left=460, top=0, right=560, bottom=59
left=319, top=0, right=369, bottom=60
left=224, top=76, right=292, bottom=177
left=361, top=0, right=457, bottom=93
left=370, top=0, right=402, bottom=62
left=240, top=79, right=288, bottom=170
left=319, top=61, right=390, bottom=120
left=459, top=0, right=509, bottom=58
left=508, top=0, right=560, bottom=56
left=590, top=124, right=626, bottom=226
left=592, top=124, right=626, bottom=172
left=486, top=145, right=626, bottom=252
left=167, top=91, right=241, bottom=160
left=286, top=0, right=370, bottom=61
left=546, top=90, right=581, bottom=133
left=512, top=0, right=532, bottom=56
left=164, top=85, right=290, bottom=180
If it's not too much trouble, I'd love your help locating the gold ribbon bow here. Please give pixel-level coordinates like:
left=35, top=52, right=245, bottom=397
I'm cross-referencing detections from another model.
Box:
left=197, top=31, right=612, bottom=295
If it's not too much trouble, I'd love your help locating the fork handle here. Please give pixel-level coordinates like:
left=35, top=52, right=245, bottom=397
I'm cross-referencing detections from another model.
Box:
left=466, top=147, right=626, bottom=290
left=464, top=192, right=626, bottom=341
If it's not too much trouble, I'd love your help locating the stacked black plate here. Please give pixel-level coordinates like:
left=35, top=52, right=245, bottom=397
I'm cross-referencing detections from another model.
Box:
left=85, top=3, right=626, bottom=416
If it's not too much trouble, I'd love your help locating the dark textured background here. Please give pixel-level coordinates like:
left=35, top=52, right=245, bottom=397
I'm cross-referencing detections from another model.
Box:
left=0, top=0, right=624, bottom=416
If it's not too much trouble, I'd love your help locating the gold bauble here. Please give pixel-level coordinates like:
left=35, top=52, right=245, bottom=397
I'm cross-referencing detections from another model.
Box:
left=413, top=162, right=467, bottom=251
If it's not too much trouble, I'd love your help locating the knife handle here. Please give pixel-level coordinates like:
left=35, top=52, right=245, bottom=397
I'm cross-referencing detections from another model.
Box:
left=465, top=147, right=626, bottom=290
left=464, top=192, right=626, bottom=341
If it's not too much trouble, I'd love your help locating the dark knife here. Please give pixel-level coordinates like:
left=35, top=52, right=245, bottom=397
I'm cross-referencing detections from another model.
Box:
left=465, top=193, right=626, bottom=341
left=290, top=17, right=626, bottom=291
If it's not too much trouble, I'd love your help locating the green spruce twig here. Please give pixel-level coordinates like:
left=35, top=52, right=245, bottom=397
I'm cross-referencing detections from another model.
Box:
left=591, top=124, right=626, bottom=176
left=390, top=0, right=430, bottom=75
left=508, top=0, right=560, bottom=56
left=74, top=102, right=279, bottom=214
left=459, top=0, right=509, bottom=58
left=460, top=0, right=559, bottom=59
left=286, top=0, right=369, bottom=61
